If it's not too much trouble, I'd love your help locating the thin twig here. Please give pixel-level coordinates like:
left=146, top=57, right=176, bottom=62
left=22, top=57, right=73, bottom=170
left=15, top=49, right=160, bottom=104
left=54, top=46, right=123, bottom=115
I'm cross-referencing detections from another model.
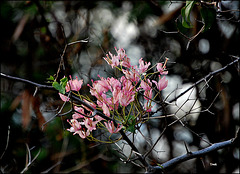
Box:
left=168, top=57, right=240, bottom=103
left=0, top=125, right=10, bottom=159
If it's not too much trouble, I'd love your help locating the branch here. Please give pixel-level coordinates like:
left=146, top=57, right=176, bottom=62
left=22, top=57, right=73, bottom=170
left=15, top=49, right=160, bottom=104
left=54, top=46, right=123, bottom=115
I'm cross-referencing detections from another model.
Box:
left=0, top=72, right=149, bottom=170
left=0, top=72, right=54, bottom=90
left=169, top=56, right=240, bottom=103
left=147, top=128, right=240, bottom=173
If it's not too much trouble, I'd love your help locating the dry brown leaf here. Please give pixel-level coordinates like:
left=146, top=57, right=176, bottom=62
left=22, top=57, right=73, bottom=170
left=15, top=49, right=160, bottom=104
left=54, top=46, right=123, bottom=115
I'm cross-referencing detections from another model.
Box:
left=21, top=90, right=32, bottom=129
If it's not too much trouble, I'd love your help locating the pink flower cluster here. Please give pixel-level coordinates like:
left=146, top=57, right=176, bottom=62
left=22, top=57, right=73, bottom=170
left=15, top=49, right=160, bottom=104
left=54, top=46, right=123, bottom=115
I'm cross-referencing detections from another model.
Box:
left=59, top=48, right=169, bottom=139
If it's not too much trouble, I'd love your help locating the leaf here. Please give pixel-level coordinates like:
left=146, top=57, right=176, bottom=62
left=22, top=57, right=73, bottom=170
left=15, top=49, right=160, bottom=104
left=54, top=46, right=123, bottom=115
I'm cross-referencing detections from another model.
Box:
left=181, top=1, right=196, bottom=28
left=176, top=17, right=189, bottom=35
left=47, top=75, right=54, bottom=81
left=52, top=81, right=65, bottom=94
left=126, top=124, right=135, bottom=133
left=126, top=115, right=136, bottom=133
left=200, top=7, right=216, bottom=32
left=32, top=96, right=45, bottom=130
left=22, top=90, right=33, bottom=129
left=60, top=77, right=68, bottom=88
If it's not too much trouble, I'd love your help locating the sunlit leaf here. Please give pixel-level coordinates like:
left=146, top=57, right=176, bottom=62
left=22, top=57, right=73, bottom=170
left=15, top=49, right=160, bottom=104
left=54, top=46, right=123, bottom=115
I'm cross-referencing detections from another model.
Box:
left=47, top=75, right=54, bottom=81
left=181, top=1, right=196, bottom=28
left=60, top=77, right=68, bottom=88
left=52, top=81, right=65, bottom=94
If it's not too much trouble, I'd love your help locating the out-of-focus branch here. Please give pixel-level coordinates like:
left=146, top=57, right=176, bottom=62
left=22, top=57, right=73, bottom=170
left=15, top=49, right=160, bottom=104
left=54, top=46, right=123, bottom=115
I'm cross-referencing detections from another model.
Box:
left=147, top=128, right=240, bottom=173
left=168, top=56, right=240, bottom=103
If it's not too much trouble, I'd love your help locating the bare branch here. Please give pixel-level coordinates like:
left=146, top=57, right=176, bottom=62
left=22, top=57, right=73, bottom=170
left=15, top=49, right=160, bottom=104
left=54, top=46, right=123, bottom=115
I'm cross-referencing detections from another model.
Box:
left=147, top=128, right=239, bottom=173
left=168, top=57, right=240, bottom=103
left=0, top=72, right=54, bottom=89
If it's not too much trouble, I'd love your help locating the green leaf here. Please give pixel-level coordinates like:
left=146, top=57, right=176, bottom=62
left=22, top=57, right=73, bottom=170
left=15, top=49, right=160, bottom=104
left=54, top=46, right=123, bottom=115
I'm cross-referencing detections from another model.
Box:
left=181, top=1, right=196, bottom=28
left=126, top=115, right=136, bottom=133
left=126, top=124, right=135, bottom=133
left=52, top=81, right=65, bottom=94
left=200, top=7, right=216, bottom=32
left=47, top=75, right=55, bottom=81
left=60, top=77, right=68, bottom=88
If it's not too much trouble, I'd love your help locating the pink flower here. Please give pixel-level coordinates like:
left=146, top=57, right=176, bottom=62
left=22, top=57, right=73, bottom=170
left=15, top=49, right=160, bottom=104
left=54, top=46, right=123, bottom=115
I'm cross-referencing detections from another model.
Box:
left=107, top=77, right=121, bottom=92
left=119, top=90, right=135, bottom=107
left=156, top=63, right=168, bottom=75
left=95, top=115, right=105, bottom=122
left=67, top=119, right=82, bottom=133
left=122, top=69, right=140, bottom=83
left=102, top=102, right=110, bottom=117
left=77, top=128, right=90, bottom=139
left=118, top=77, right=135, bottom=106
left=59, top=93, right=69, bottom=102
left=72, top=106, right=85, bottom=119
left=85, top=118, right=98, bottom=131
left=120, top=56, right=131, bottom=68
left=104, top=120, right=123, bottom=134
left=139, top=79, right=152, bottom=91
left=138, top=58, right=151, bottom=74
left=144, top=89, right=152, bottom=101
left=103, top=53, right=119, bottom=68
left=104, top=47, right=126, bottom=68
left=114, top=47, right=126, bottom=60
left=152, top=76, right=168, bottom=91
left=144, top=102, right=153, bottom=112
left=112, top=88, right=120, bottom=105
left=81, top=99, right=96, bottom=111
left=66, top=76, right=83, bottom=92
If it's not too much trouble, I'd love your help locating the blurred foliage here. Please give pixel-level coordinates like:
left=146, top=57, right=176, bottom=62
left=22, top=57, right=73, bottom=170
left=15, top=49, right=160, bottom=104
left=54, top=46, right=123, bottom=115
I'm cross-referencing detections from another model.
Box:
left=0, top=0, right=239, bottom=173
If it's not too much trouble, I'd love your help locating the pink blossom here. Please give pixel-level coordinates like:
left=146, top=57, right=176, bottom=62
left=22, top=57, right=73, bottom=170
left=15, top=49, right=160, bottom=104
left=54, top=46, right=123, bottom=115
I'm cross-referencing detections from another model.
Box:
left=138, top=58, right=151, bottom=74
left=85, top=118, right=98, bottom=131
left=66, top=76, right=83, bottom=92
left=72, top=106, right=85, bottom=119
left=59, top=93, right=69, bottom=102
left=107, top=77, right=121, bottom=92
left=67, top=119, right=82, bottom=133
left=144, top=89, right=152, bottom=101
left=152, top=76, right=168, bottom=91
left=97, top=75, right=110, bottom=92
left=104, top=120, right=123, bottom=134
left=119, top=90, right=135, bottom=107
left=122, top=69, right=140, bottom=83
left=118, top=77, right=135, bottom=106
left=112, top=88, right=120, bottom=105
left=114, top=47, right=126, bottom=60
left=82, top=99, right=96, bottom=111
left=103, top=47, right=126, bottom=68
left=120, top=56, right=131, bottom=68
left=102, top=102, right=110, bottom=117
left=103, top=53, right=119, bottom=68
left=156, top=63, right=168, bottom=75
left=144, top=102, right=153, bottom=112
left=139, top=79, right=152, bottom=91
left=90, top=80, right=107, bottom=96
left=95, top=115, right=105, bottom=122
left=77, top=128, right=90, bottom=139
